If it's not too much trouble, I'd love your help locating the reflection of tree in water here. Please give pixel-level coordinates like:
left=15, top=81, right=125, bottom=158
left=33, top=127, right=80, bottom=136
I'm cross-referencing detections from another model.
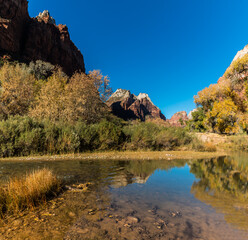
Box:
left=190, top=156, right=248, bottom=229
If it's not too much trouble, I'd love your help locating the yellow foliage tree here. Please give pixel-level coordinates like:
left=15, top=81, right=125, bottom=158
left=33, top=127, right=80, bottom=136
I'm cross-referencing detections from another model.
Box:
left=239, top=113, right=248, bottom=133
left=30, top=71, right=108, bottom=123
left=194, top=81, right=230, bottom=111
left=204, top=98, right=239, bottom=134
left=0, top=63, right=37, bottom=118
left=224, top=53, right=248, bottom=78
left=63, top=72, right=107, bottom=123
left=29, top=70, right=67, bottom=122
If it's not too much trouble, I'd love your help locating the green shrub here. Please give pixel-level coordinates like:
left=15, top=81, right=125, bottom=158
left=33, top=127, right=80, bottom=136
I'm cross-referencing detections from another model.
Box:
left=95, top=120, right=125, bottom=150
left=123, top=122, right=192, bottom=151
left=0, top=115, right=212, bottom=157
left=155, top=127, right=192, bottom=150
left=186, top=107, right=206, bottom=132
left=0, top=116, right=127, bottom=157
left=0, top=116, right=44, bottom=157
left=123, top=122, right=161, bottom=150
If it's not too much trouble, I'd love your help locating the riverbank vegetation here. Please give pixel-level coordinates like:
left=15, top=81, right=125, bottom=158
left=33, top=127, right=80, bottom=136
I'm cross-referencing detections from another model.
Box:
left=189, top=52, right=248, bottom=135
left=0, top=115, right=219, bottom=157
left=0, top=60, right=219, bottom=157
left=0, top=169, right=60, bottom=218
left=2, top=59, right=248, bottom=155
left=185, top=51, right=248, bottom=151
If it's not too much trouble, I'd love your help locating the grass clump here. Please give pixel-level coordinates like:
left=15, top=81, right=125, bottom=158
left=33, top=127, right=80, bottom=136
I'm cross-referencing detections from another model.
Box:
left=0, top=168, right=60, bottom=218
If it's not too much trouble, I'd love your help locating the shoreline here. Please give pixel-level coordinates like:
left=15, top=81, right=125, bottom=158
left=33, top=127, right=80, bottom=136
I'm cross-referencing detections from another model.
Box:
left=0, top=151, right=226, bottom=162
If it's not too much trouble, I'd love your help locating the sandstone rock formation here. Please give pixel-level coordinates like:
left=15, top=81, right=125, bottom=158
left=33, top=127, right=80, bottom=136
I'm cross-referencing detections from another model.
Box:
left=107, top=89, right=166, bottom=121
left=0, top=1, right=85, bottom=76
left=167, top=111, right=188, bottom=127
left=232, top=44, right=248, bottom=63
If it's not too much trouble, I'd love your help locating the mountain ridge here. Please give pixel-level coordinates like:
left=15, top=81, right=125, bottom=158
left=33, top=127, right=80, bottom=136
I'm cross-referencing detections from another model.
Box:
left=107, top=88, right=166, bottom=121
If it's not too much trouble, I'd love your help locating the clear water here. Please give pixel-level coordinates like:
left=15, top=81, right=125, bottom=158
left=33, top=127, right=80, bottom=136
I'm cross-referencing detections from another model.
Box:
left=0, top=156, right=248, bottom=239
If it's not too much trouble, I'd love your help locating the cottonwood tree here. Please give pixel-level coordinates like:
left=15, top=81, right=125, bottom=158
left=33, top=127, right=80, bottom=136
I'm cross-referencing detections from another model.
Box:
left=0, top=63, right=37, bottom=119
left=204, top=98, right=239, bottom=134
left=30, top=71, right=108, bottom=123
left=63, top=72, right=108, bottom=123
left=88, top=70, right=112, bottom=102
left=29, top=69, right=67, bottom=122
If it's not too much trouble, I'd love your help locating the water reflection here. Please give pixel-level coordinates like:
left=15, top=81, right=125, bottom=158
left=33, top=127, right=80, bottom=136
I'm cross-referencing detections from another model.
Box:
left=190, top=156, right=248, bottom=229
left=0, top=156, right=248, bottom=239
left=0, top=159, right=187, bottom=187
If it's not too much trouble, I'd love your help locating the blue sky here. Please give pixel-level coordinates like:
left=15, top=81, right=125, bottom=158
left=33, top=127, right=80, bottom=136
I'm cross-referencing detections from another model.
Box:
left=28, top=0, right=248, bottom=118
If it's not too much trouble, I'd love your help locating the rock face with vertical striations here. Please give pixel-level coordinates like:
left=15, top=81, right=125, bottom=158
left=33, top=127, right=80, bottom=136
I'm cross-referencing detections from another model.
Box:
left=107, top=89, right=166, bottom=121
left=0, top=0, right=85, bottom=76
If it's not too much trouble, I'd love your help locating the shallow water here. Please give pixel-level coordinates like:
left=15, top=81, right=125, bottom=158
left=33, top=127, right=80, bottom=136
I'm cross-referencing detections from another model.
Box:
left=0, top=156, right=248, bottom=239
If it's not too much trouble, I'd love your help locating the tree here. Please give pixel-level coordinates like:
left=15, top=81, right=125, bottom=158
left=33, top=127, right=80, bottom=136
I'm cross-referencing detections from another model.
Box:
left=187, top=107, right=206, bottom=132
left=28, top=60, right=55, bottom=80
left=63, top=72, right=107, bottom=123
left=194, top=80, right=231, bottom=111
left=29, top=69, right=67, bottom=122
left=239, top=113, right=248, bottom=133
left=0, top=63, right=37, bottom=119
left=88, top=70, right=112, bottom=102
left=204, top=98, right=239, bottom=134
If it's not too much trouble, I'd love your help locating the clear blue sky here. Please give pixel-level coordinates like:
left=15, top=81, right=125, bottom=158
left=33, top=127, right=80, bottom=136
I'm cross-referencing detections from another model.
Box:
left=28, top=0, right=248, bottom=118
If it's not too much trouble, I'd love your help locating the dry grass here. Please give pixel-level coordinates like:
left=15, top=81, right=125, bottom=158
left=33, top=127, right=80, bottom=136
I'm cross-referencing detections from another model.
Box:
left=0, top=169, right=61, bottom=218
left=202, top=142, right=217, bottom=152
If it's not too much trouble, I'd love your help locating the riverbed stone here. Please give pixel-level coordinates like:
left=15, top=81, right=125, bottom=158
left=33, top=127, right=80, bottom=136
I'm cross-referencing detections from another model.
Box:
left=126, top=216, right=139, bottom=224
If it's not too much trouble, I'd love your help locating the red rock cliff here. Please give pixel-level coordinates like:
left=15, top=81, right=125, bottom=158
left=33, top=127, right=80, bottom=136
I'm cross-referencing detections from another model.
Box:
left=0, top=0, right=85, bottom=75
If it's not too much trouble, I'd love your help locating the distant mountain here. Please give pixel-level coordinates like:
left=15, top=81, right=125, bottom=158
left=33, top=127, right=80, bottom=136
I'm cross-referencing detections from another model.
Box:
left=107, top=89, right=166, bottom=121
left=0, top=0, right=85, bottom=76
left=167, top=111, right=188, bottom=127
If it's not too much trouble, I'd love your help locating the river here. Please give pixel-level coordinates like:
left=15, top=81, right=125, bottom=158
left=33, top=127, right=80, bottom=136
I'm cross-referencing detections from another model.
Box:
left=0, top=154, right=247, bottom=239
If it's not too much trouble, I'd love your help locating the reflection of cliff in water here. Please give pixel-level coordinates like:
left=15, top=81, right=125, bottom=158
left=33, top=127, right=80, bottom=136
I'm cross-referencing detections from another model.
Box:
left=111, top=159, right=186, bottom=188
left=0, top=158, right=187, bottom=188
left=190, top=156, right=248, bottom=229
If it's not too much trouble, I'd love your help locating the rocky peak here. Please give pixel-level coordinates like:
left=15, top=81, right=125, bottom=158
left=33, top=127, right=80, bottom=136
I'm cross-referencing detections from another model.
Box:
left=36, top=10, right=56, bottom=24
left=232, top=44, right=248, bottom=63
left=136, top=93, right=154, bottom=105
left=109, top=89, right=133, bottom=102
left=107, top=89, right=166, bottom=121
